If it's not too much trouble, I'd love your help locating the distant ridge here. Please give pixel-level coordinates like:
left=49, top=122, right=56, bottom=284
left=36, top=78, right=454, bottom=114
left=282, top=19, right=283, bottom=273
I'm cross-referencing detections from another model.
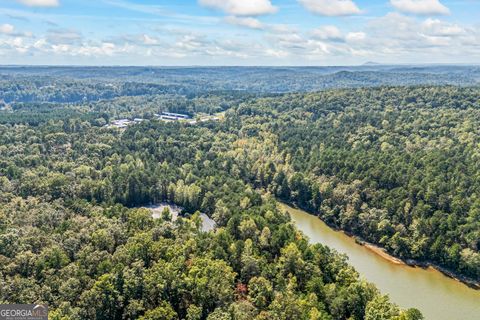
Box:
left=363, top=61, right=382, bottom=66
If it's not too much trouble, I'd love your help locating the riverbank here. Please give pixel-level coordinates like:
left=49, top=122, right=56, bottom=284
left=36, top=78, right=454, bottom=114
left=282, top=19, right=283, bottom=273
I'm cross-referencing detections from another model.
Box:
left=359, top=240, right=480, bottom=289
left=404, top=260, right=480, bottom=290
left=278, top=202, right=480, bottom=290
left=362, top=242, right=405, bottom=265
left=355, top=234, right=480, bottom=290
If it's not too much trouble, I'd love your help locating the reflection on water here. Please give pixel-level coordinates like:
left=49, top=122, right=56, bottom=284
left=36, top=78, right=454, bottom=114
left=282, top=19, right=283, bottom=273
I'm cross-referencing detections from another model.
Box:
left=281, top=203, right=480, bottom=320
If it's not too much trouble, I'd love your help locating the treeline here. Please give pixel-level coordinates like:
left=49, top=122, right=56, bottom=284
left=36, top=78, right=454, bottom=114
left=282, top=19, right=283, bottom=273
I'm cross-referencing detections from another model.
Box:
left=0, top=78, right=194, bottom=104
left=0, top=103, right=104, bottom=126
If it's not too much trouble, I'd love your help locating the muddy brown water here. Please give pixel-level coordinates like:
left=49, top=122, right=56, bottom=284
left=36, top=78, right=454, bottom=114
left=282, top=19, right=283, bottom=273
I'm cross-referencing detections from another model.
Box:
left=281, top=203, right=480, bottom=320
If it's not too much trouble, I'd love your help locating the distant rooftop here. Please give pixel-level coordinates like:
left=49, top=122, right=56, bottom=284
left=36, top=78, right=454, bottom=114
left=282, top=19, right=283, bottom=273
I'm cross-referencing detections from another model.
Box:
left=161, top=112, right=190, bottom=119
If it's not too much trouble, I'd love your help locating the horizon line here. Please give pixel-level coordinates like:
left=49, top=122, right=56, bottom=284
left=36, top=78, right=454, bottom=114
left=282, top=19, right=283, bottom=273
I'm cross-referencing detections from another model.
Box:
left=1, top=63, right=480, bottom=68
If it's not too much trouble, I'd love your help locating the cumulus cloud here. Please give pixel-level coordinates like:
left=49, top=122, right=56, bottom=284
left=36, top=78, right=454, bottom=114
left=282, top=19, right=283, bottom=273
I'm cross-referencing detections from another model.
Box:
left=299, top=0, right=362, bottom=16
left=363, top=12, right=477, bottom=58
left=272, top=33, right=306, bottom=49
left=199, top=0, right=277, bottom=16
left=264, top=48, right=289, bottom=58
left=390, top=0, right=450, bottom=15
left=142, top=34, right=159, bottom=45
left=368, top=12, right=420, bottom=40
left=30, top=38, right=132, bottom=57
left=224, top=16, right=264, bottom=29
left=311, top=26, right=367, bottom=44
left=264, top=12, right=478, bottom=64
left=77, top=43, right=119, bottom=56
left=15, top=0, right=59, bottom=7
left=368, top=12, right=465, bottom=42
left=345, top=32, right=366, bottom=42
left=422, top=18, right=465, bottom=36
left=0, top=24, right=15, bottom=34
left=0, top=36, right=29, bottom=54
left=311, top=25, right=343, bottom=41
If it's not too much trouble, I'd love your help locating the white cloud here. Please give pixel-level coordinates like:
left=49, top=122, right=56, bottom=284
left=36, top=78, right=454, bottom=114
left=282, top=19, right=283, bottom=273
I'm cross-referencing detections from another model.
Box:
left=274, top=33, right=306, bottom=49
left=51, top=43, right=70, bottom=53
left=346, top=31, right=366, bottom=42
left=390, top=0, right=450, bottom=15
left=265, top=48, right=289, bottom=58
left=77, top=43, right=118, bottom=56
left=33, top=38, right=48, bottom=50
left=422, top=19, right=465, bottom=36
left=361, top=12, right=478, bottom=60
left=225, top=16, right=264, bottom=29
left=0, top=24, right=15, bottom=34
left=311, top=25, right=343, bottom=40
left=36, top=41, right=130, bottom=57
left=199, top=0, right=277, bottom=16
left=368, top=13, right=467, bottom=42
left=311, top=26, right=367, bottom=44
left=15, top=0, right=59, bottom=7
left=142, top=34, right=159, bottom=45
left=175, top=34, right=207, bottom=51
left=299, top=0, right=362, bottom=16
left=368, top=12, right=419, bottom=40
left=0, top=36, right=29, bottom=54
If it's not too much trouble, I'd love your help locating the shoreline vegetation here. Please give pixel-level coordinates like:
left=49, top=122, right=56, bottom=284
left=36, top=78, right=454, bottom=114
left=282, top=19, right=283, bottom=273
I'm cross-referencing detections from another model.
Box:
left=281, top=202, right=480, bottom=290
left=360, top=239, right=480, bottom=290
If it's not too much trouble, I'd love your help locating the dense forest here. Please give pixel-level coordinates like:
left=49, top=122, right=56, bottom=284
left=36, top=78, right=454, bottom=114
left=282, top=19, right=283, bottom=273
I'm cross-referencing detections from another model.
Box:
left=2, top=67, right=480, bottom=318
left=0, top=118, right=421, bottom=320
left=234, top=86, right=480, bottom=281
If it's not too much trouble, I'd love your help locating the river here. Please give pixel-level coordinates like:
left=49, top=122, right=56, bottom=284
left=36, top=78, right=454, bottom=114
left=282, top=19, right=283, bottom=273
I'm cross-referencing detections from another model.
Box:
left=280, top=203, right=480, bottom=320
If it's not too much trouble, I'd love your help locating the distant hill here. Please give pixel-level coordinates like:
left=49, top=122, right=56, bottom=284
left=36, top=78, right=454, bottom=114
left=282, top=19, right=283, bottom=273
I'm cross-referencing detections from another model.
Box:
left=362, top=61, right=381, bottom=66
left=0, top=65, right=479, bottom=104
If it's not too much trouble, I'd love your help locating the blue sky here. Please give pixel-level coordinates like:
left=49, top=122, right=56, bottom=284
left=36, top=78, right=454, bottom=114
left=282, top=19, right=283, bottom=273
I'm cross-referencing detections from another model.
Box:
left=0, top=0, right=479, bottom=65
